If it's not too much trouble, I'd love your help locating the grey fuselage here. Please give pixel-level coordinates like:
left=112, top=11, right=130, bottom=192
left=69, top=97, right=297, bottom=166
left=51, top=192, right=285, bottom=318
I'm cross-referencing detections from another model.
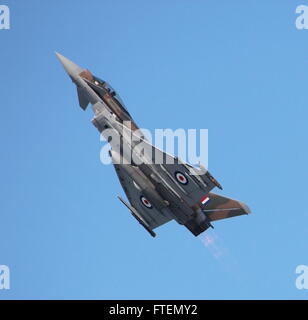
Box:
left=57, top=53, right=222, bottom=236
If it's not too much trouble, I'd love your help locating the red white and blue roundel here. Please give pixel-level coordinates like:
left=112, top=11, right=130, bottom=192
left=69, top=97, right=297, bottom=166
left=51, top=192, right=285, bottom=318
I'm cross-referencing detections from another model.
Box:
left=174, top=171, right=188, bottom=185
left=140, top=196, right=153, bottom=209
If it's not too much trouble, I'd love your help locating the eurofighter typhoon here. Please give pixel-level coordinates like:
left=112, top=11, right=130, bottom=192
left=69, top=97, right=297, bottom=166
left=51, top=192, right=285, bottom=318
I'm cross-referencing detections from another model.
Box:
left=56, top=53, right=251, bottom=237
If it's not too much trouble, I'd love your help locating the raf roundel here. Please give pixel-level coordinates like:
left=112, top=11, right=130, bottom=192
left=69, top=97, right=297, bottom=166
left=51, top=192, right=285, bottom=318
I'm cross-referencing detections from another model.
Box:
left=174, top=171, right=188, bottom=185
left=140, top=196, right=153, bottom=209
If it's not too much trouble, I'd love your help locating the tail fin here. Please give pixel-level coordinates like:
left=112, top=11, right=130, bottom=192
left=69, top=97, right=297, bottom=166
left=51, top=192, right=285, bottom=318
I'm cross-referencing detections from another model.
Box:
left=203, top=193, right=251, bottom=222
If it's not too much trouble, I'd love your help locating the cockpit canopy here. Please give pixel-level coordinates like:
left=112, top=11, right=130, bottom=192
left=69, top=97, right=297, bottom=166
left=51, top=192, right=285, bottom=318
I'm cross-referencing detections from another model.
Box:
left=92, top=76, right=131, bottom=117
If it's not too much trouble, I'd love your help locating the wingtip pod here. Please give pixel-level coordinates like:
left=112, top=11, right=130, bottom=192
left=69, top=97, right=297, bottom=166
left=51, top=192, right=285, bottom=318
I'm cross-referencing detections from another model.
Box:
left=117, top=196, right=156, bottom=237
left=198, top=164, right=223, bottom=190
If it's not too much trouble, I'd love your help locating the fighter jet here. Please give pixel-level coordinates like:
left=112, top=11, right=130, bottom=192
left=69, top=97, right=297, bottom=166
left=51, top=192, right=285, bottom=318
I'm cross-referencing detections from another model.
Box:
left=56, top=53, right=251, bottom=237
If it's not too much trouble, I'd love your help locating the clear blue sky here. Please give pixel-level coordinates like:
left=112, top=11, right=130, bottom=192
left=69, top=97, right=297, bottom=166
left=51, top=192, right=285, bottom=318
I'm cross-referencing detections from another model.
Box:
left=1, top=0, right=308, bottom=299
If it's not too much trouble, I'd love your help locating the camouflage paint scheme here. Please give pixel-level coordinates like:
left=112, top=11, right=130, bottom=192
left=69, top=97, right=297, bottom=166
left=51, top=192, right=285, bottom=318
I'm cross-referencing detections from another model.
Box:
left=56, top=53, right=251, bottom=237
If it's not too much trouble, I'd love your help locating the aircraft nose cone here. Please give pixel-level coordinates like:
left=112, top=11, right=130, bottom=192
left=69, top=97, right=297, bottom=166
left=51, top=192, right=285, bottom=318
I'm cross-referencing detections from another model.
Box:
left=55, top=52, right=83, bottom=77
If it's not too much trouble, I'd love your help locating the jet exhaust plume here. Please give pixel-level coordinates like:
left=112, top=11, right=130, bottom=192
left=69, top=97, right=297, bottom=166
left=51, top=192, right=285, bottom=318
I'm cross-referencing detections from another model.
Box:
left=198, top=230, right=240, bottom=276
